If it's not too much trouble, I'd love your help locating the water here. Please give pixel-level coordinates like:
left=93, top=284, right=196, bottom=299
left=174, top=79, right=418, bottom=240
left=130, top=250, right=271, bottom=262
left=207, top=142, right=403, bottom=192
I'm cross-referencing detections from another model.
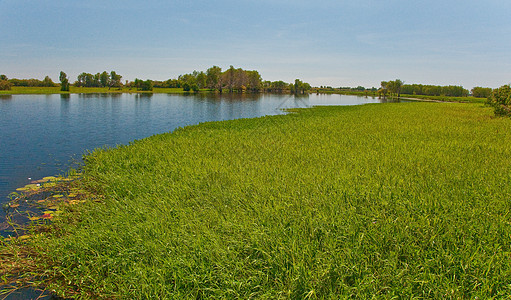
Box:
left=0, top=93, right=381, bottom=212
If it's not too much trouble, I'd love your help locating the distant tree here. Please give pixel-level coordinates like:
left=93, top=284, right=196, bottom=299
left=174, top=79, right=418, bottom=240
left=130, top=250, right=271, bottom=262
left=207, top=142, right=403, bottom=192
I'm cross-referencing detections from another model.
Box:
left=135, top=79, right=153, bottom=91
left=247, top=70, right=262, bottom=92
left=379, top=81, right=388, bottom=98
left=223, top=65, right=236, bottom=93
left=293, top=79, right=311, bottom=94
left=486, top=85, right=511, bottom=116
left=93, top=73, right=101, bottom=87
left=390, top=79, right=403, bottom=98
left=400, top=83, right=468, bottom=97
left=42, top=76, right=57, bottom=87
left=471, top=87, right=492, bottom=98
left=233, top=67, right=248, bottom=92
left=196, top=71, right=206, bottom=89
left=178, top=73, right=197, bottom=91
left=100, top=71, right=110, bottom=87
left=206, top=66, right=222, bottom=92
left=0, top=74, right=11, bottom=90
left=59, top=71, right=70, bottom=92
left=380, top=79, right=403, bottom=98
left=110, top=71, right=122, bottom=88
left=76, top=72, right=89, bottom=87
left=270, top=81, right=287, bottom=93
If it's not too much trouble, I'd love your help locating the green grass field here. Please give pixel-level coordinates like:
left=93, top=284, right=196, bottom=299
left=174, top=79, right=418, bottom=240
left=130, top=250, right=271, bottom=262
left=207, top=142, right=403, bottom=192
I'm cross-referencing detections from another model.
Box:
left=6, top=102, right=511, bottom=298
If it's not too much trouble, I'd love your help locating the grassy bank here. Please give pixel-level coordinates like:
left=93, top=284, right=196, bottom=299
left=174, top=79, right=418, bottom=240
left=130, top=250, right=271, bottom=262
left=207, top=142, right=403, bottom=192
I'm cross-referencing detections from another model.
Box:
left=0, top=86, right=193, bottom=94
left=5, top=102, right=511, bottom=298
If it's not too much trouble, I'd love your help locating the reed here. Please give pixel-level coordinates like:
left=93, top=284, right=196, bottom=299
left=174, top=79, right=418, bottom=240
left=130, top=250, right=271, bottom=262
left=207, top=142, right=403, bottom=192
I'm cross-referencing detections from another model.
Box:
left=9, top=102, right=511, bottom=298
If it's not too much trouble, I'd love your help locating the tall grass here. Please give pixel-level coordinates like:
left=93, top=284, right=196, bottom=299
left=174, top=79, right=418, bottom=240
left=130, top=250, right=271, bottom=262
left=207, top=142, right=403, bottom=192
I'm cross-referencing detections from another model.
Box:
left=26, top=103, right=511, bottom=298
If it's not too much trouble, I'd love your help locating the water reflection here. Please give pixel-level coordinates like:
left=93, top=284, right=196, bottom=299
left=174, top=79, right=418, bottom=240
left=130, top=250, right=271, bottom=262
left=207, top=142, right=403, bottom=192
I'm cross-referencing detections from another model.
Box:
left=135, top=93, right=153, bottom=100
left=77, top=93, right=123, bottom=99
left=0, top=95, right=12, bottom=100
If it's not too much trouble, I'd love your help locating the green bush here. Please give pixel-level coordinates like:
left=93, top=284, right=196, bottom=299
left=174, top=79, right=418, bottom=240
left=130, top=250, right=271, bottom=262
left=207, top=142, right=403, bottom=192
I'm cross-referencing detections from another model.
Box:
left=0, top=79, right=12, bottom=90
left=486, top=85, right=511, bottom=116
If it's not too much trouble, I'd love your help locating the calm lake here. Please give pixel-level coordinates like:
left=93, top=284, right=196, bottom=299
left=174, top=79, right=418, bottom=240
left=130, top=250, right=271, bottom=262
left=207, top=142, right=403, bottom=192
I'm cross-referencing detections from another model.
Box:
left=0, top=93, right=382, bottom=218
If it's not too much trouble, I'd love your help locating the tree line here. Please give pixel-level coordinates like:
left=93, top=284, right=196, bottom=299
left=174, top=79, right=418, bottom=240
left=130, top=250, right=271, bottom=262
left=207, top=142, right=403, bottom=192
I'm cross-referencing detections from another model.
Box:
left=74, top=71, right=123, bottom=88
left=0, top=71, right=499, bottom=99
left=471, top=87, right=493, bottom=98
left=0, top=75, right=57, bottom=89
left=151, top=65, right=311, bottom=94
left=399, top=84, right=469, bottom=97
left=378, top=80, right=494, bottom=99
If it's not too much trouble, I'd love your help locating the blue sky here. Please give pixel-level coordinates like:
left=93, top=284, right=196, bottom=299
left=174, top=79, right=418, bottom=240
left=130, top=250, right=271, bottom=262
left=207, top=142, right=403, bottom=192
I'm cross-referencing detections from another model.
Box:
left=1, top=0, right=510, bottom=89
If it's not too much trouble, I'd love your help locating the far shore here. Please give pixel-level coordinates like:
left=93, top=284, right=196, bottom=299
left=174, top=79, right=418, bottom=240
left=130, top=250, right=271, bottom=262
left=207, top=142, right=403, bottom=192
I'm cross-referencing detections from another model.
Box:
left=0, top=86, right=487, bottom=104
left=0, top=86, right=189, bottom=95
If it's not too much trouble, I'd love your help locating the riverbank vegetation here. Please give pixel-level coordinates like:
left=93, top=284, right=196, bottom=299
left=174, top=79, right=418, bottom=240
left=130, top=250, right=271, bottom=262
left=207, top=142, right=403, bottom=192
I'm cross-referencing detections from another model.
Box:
left=3, top=102, right=511, bottom=298
left=0, top=66, right=312, bottom=95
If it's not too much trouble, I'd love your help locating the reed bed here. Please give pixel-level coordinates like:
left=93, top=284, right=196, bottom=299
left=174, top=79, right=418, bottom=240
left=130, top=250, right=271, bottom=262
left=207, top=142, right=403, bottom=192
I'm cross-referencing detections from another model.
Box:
left=24, top=102, right=511, bottom=298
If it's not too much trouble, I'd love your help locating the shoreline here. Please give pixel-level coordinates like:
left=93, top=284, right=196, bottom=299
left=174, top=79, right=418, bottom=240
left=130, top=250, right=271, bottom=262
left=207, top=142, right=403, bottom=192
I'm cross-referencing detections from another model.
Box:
left=0, top=87, right=487, bottom=104
left=1, top=103, right=510, bottom=298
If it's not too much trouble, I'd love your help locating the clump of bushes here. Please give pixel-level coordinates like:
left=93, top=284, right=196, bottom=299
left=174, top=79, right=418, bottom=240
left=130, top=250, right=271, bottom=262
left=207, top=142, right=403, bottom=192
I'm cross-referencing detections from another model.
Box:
left=0, top=80, right=12, bottom=90
left=0, top=74, right=12, bottom=90
left=487, top=84, right=511, bottom=116
left=134, top=78, right=153, bottom=91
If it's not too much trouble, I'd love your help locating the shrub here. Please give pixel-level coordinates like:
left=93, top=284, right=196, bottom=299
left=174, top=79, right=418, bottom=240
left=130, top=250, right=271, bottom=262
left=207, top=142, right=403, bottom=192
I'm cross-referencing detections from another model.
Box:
left=486, top=85, right=511, bottom=116
left=0, top=79, right=12, bottom=90
left=140, top=80, right=153, bottom=91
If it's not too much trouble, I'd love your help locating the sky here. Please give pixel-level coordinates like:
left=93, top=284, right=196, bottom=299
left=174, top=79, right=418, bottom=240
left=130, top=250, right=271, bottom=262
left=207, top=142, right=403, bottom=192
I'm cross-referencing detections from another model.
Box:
left=1, top=0, right=510, bottom=89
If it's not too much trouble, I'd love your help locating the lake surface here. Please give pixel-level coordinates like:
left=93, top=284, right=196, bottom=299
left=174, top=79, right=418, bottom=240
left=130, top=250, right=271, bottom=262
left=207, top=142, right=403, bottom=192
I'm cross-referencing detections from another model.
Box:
left=0, top=93, right=382, bottom=217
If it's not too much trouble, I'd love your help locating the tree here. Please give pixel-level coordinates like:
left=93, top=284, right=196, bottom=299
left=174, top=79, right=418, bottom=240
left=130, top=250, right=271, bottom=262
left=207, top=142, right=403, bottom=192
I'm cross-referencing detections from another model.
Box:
left=59, top=71, right=70, bottom=92
left=393, top=79, right=403, bottom=98
left=206, top=66, right=222, bottom=92
left=472, top=87, right=492, bottom=98
left=379, top=81, right=388, bottom=98
left=0, top=75, right=11, bottom=90
left=110, top=71, right=122, bottom=88
left=270, top=81, right=287, bottom=93
left=76, top=72, right=93, bottom=87
left=486, top=85, right=511, bottom=116
left=93, top=73, right=101, bottom=87
left=247, top=70, right=262, bottom=92
left=234, top=67, right=248, bottom=92
left=380, top=79, right=403, bottom=98
left=293, top=79, right=311, bottom=94
left=134, top=79, right=153, bottom=91
left=100, top=71, right=110, bottom=87
left=42, top=76, right=56, bottom=87
left=196, top=71, right=207, bottom=89
left=223, top=65, right=236, bottom=93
